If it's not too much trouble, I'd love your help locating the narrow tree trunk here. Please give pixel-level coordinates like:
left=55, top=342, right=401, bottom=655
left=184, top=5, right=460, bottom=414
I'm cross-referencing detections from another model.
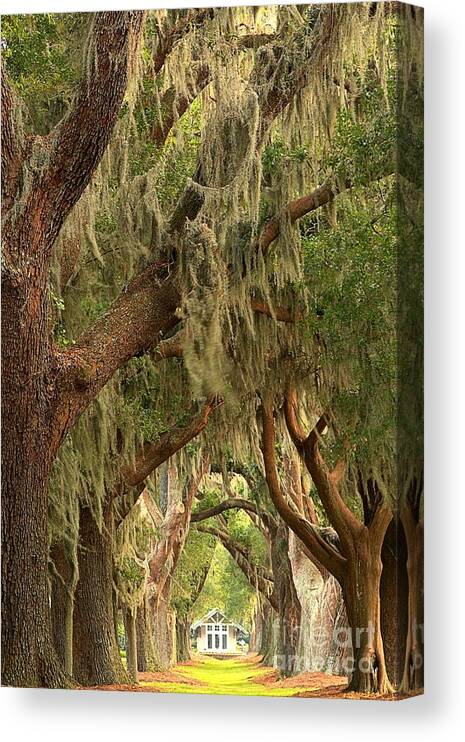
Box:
left=343, top=530, right=393, bottom=694
left=260, top=604, right=278, bottom=666
left=250, top=603, right=264, bottom=653
left=270, top=523, right=301, bottom=677
left=136, top=602, right=148, bottom=672
left=123, top=608, right=138, bottom=683
left=400, top=507, right=424, bottom=692
left=176, top=616, right=191, bottom=662
left=73, top=498, right=129, bottom=685
left=380, top=519, right=409, bottom=689
left=50, top=542, right=76, bottom=676
left=150, top=585, right=176, bottom=671
left=144, top=597, right=159, bottom=671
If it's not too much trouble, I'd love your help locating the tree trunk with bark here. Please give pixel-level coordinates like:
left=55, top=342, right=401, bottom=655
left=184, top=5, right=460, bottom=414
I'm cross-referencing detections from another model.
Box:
left=123, top=607, right=138, bottom=683
left=270, top=522, right=301, bottom=677
left=343, top=527, right=392, bottom=694
left=73, top=498, right=129, bottom=685
left=1, top=11, right=149, bottom=688
left=136, top=602, right=148, bottom=672
left=176, top=616, right=191, bottom=663
left=260, top=604, right=278, bottom=667
left=1, top=383, right=70, bottom=687
left=380, top=519, right=409, bottom=689
left=50, top=541, right=76, bottom=676
left=400, top=503, right=424, bottom=692
left=149, top=589, right=176, bottom=671
left=265, top=396, right=395, bottom=693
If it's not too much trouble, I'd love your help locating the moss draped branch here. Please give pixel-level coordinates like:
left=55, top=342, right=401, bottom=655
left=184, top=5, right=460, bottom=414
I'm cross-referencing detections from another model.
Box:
left=121, top=397, right=221, bottom=489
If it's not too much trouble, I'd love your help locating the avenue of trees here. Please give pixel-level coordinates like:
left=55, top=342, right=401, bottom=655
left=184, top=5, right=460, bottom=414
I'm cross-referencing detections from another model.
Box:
left=1, top=3, right=423, bottom=696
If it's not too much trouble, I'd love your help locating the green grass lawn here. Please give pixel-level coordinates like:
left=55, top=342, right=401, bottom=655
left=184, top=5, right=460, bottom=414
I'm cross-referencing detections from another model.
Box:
left=140, top=655, right=318, bottom=697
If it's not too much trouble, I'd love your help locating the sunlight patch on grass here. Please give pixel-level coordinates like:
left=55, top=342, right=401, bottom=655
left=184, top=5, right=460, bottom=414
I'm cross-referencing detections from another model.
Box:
left=140, top=656, right=316, bottom=697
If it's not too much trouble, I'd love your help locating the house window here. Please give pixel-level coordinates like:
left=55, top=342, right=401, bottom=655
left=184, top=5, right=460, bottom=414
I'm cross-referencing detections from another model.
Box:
left=222, top=634, right=227, bottom=650
left=215, top=625, right=219, bottom=631
left=207, top=633, right=212, bottom=649
left=215, top=634, right=220, bottom=649
left=222, top=624, right=227, bottom=632
left=207, top=624, right=213, bottom=631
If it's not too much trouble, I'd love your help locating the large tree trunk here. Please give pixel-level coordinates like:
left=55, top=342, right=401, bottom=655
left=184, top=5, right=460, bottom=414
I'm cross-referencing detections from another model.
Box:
left=343, top=529, right=392, bottom=694
left=270, top=523, right=301, bottom=677
left=176, top=616, right=191, bottom=663
left=1, top=269, right=69, bottom=686
left=288, top=532, right=349, bottom=676
left=50, top=541, right=76, bottom=676
left=1, top=12, right=147, bottom=689
left=73, top=498, right=129, bottom=685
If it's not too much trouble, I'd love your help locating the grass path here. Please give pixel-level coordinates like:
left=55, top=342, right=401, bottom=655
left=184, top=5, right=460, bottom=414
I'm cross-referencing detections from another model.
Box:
left=140, top=655, right=328, bottom=697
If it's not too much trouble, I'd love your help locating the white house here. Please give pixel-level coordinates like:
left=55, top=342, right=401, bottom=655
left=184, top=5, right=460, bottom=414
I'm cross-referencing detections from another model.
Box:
left=191, top=608, right=248, bottom=654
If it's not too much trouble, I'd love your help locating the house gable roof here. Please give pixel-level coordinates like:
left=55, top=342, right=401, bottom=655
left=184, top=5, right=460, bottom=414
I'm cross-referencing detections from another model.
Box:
left=191, top=608, right=247, bottom=633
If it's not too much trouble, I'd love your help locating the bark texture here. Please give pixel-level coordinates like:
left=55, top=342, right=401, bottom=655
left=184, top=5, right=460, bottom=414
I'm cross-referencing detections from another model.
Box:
left=380, top=519, right=409, bottom=689
left=123, top=607, right=138, bottom=683
left=264, top=397, right=395, bottom=693
left=176, top=616, right=191, bottom=663
left=73, top=498, right=129, bottom=686
left=1, top=12, right=145, bottom=688
left=270, top=523, right=302, bottom=677
left=50, top=541, right=76, bottom=676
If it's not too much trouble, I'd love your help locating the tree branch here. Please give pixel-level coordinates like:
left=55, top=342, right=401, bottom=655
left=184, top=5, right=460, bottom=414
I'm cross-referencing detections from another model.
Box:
left=303, top=415, right=361, bottom=549
left=260, top=400, right=346, bottom=583
left=151, top=329, right=185, bottom=360
left=195, top=523, right=277, bottom=610
left=1, top=69, right=25, bottom=216
left=151, top=64, right=211, bottom=148
left=55, top=263, right=180, bottom=415
left=250, top=298, right=300, bottom=323
left=284, top=385, right=308, bottom=448
left=40, top=12, right=145, bottom=251
left=121, top=397, right=221, bottom=488
left=150, top=34, right=275, bottom=149
left=191, top=498, right=258, bottom=523
left=152, top=8, right=215, bottom=74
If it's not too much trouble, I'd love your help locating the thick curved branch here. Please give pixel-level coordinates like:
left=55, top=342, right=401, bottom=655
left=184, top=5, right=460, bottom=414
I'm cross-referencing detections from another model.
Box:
left=41, top=12, right=145, bottom=250
left=191, top=498, right=259, bottom=523
left=151, top=34, right=276, bottom=149
left=149, top=457, right=210, bottom=593
left=152, top=329, right=185, bottom=360
left=284, top=386, right=308, bottom=448
left=250, top=299, right=300, bottom=324
left=260, top=400, right=346, bottom=583
left=302, top=417, right=361, bottom=550
left=258, top=181, right=346, bottom=257
left=121, top=398, right=221, bottom=488
left=153, top=8, right=215, bottom=74
left=151, top=64, right=211, bottom=148
left=284, top=386, right=361, bottom=550
left=55, top=263, right=180, bottom=418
